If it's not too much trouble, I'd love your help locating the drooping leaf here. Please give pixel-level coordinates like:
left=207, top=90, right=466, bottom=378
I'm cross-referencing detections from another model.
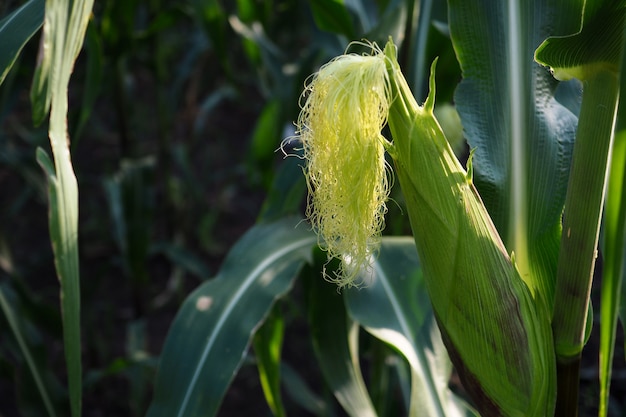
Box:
left=535, top=0, right=625, bottom=81
left=345, top=237, right=477, bottom=417
left=253, top=303, right=286, bottom=417
left=448, top=0, right=582, bottom=306
left=305, top=254, right=377, bottom=417
left=0, top=0, right=44, bottom=87
left=146, top=218, right=315, bottom=417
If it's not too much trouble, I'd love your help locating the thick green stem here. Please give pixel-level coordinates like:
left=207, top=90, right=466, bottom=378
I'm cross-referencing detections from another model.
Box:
left=552, top=69, right=620, bottom=410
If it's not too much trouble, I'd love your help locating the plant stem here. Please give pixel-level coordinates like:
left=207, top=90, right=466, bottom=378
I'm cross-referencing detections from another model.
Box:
left=552, top=69, right=620, bottom=411
left=555, top=357, right=581, bottom=417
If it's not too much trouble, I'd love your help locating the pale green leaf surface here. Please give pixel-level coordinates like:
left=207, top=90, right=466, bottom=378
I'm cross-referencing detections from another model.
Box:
left=0, top=0, right=44, bottom=87
left=448, top=0, right=582, bottom=305
left=535, top=1, right=625, bottom=80
left=146, top=218, right=315, bottom=417
left=345, top=237, right=477, bottom=417
left=32, top=1, right=94, bottom=415
left=306, top=256, right=377, bottom=417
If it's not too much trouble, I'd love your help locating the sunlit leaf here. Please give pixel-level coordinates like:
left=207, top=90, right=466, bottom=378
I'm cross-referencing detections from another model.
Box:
left=305, top=255, right=377, bottom=417
left=448, top=0, right=582, bottom=306
left=345, top=237, right=477, bottom=417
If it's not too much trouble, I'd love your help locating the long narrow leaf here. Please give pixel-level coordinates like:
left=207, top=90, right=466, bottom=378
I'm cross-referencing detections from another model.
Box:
left=253, top=303, right=287, bottom=417
left=599, top=22, right=626, bottom=416
left=305, top=259, right=377, bottom=417
left=0, top=0, right=44, bottom=86
left=147, top=218, right=315, bottom=417
left=345, top=237, right=476, bottom=417
left=31, top=1, right=94, bottom=415
left=600, top=130, right=626, bottom=417
left=0, top=281, right=57, bottom=417
left=448, top=0, right=582, bottom=305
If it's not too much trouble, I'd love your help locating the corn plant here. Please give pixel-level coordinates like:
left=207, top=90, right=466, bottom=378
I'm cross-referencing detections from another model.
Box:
left=0, top=0, right=92, bottom=415
left=2, top=0, right=626, bottom=415
left=149, top=0, right=626, bottom=416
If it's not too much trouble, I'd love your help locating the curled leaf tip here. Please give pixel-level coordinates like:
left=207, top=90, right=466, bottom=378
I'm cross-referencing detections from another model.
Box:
left=296, top=43, right=391, bottom=287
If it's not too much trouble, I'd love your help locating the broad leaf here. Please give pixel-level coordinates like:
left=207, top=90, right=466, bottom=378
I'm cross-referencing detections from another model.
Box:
left=147, top=218, right=316, bottom=417
left=448, top=0, right=582, bottom=306
left=0, top=0, right=44, bottom=86
left=345, top=237, right=477, bottom=417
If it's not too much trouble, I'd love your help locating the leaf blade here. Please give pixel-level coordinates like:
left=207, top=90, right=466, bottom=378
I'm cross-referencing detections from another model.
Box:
left=147, top=218, right=315, bottom=417
left=345, top=237, right=477, bottom=417
left=448, top=0, right=582, bottom=305
left=0, top=0, right=44, bottom=87
left=305, top=260, right=378, bottom=417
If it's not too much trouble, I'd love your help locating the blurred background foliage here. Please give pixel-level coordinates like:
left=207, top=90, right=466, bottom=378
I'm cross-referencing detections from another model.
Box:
left=3, top=0, right=620, bottom=416
left=0, top=0, right=460, bottom=414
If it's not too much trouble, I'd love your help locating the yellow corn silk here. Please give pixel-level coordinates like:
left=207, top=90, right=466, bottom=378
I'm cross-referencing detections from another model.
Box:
left=296, top=46, right=392, bottom=287
left=383, top=42, right=556, bottom=416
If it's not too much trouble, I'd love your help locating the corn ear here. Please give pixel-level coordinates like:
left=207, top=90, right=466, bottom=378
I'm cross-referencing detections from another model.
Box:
left=383, top=42, right=556, bottom=416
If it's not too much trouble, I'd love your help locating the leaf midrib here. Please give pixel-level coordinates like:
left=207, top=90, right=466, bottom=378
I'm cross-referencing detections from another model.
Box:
left=177, top=235, right=317, bottom=416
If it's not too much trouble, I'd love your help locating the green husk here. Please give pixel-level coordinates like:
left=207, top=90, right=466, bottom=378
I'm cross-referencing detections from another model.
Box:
left=383, top=41, right=556, bottom=417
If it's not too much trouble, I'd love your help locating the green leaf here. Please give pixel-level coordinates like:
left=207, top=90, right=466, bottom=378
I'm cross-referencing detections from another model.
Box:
left=309, top=0, right=356, bottom=38
left=0, top=0, right=44, bottom=87
left=258, top=153, right=307, bottom=222
left=32, top=1, right=94, bottom=415
left=363, top=0, right=408, bottom=49
left=536, top=2, right=626, bottom=413
left=599, top=40, right=626, bottom=415
left=0, top=281, right=58, bottom=417
left=253, top=303, right=286, bottom=417
left=535, top=1, right=625, bottom=80
left=305, top=256, right=377, bottom=417
left=280, top=363, right=328, bottom=415
left=448, top=0, right=582, bottom=306
left=345, top=237, right=477, bottom=417
left=146, top=218, right=315, bottom=417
